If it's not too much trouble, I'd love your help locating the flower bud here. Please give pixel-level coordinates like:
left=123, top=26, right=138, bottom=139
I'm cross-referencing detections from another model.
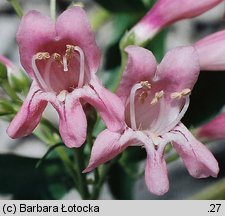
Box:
left=130, top=0, right=223, bottom=44
left=194, top=30, right=225, bottom=71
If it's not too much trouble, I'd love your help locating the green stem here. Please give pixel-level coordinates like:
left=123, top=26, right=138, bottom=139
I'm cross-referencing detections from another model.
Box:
left=55, top=146, right=78, bottom=186
left=50, top=0, right=56, bottom=21
left=7, top=0, right=23, bottom=18
left=74, top=147, right=90, bottom=199
left=91, top=158, right=118, bottom=199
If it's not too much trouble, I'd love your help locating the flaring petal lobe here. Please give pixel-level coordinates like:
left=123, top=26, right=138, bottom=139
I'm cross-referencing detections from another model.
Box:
left=53, top=94, right=87, bottom=148
left=117, top=45, right=157, bottom=104
left=171, top=123, right=219, bottom=178
left=7, top=82, right=47, bottom=138
left=56, top=7, right=100, bottom=74
left=17, top=10, right=55, bottom=78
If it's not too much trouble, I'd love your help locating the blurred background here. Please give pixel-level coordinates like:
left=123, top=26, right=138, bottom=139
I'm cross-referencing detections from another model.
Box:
left=0, top=0, right=225, bottom=200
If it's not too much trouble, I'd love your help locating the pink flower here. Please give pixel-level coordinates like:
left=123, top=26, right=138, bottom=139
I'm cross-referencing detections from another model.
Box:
left=131, top=0, right=223, bottom=44
left=84, top=46, right=219, bottom=195
left=7, top=7, right=124, bottom=148
left=197, top=112, right=225, bottom=141
left=194, top=30, right=225, bottom=71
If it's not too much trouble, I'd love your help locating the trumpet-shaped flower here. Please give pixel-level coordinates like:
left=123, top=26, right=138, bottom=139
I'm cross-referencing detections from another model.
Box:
left=194, top=30, right=225, bottom=71
left=131, top=0, right=223, bottom=44
left=197, top=112, right=225, bottom=141
left=7, top=7, right=124, bottom=148
left=84, top=46, right=219, bottom=195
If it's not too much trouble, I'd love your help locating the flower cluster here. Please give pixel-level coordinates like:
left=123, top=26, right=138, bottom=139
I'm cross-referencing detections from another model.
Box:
left=3, top=0, right=225, bottom=196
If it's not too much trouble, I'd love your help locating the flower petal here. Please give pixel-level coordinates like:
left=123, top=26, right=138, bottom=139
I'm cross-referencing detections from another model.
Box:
left=84, top=128, right=135, bottom=173
left=171, top=123, right=219, bottom=178
left=17, top=10, right=55, bottom=78
left=117, top=45, right=157, bottom=104
left=82, top=78, right=125, bottom=132
left=197, top=112, right=225, bottom=141
left=132, top=0, right=223, bottom=43
left=7, top=82, right=47, bottom=138
left=52, top=94, right=87, bottom=148
left=56, top=6, right=100, bottom=74
left=145, top=147, right=169, bottom=196
left=157, top=46, right=200, bottom=95
left=194, top=30, right=225, bottom=71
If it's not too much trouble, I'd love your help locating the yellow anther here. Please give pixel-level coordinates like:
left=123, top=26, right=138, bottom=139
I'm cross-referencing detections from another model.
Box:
left=57, top=90, right=68, bottom=102
left=66, top=44, right=76, bottom=59
left=36, top=52, right=50, bottom=60
left=171, top=88, right=191, bottom=99
left=140, top=81, right=151, bottom=90
left=181, top=88, right=191, bottom=96
left=139, top=91, right=148, bottom=104
left=53, top=53, right=63, bottom=65
left=150, top=90, right=164, bottom=105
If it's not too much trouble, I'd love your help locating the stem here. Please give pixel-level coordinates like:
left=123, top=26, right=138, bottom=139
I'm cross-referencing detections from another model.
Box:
left=74, top=147, right=90, bottom=199
left=91, top=158, right=118, bottom=199
left=55, top=146, right=78, bottom=186
left=7, top=0, right=23, bottom=18
left=50, top=0, right=56, bottom=21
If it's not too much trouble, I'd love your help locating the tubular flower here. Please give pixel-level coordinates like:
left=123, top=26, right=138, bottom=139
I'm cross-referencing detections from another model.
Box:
left=7, top=7, right=124, bottom=148
left=131, top=0, right=223, bottom=44
left=196, top=112, right=225, bottom=141
left=84, top=46, right=219, bottom=196
left=194, top=29, right=225, bottom=71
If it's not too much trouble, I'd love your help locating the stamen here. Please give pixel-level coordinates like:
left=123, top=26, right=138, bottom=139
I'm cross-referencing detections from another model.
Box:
left=66, top=45, right=75, bottom=60
left=36, top=52, right=50, bottom=60
left=32, top=53, right=50, bottom=91
left=171, top=88, right=191, bottom=99
left=159, top=96, right=190, bottom=134
left=53, top=53, right=63, bottom=65
left=139, top=91, right=148, bottom=104
left=74, top=46, right=85, bottom=88
left=63, top=55, right=68, bottom=72
left=150, top=90, right=164, bottom=105
left=130, top=83, right=143, bottom=130
left=130, top=81, right=151, bottom=130
left=57, top=90, right=68, bottom=102
left=140, top=81, right=151, bottom=90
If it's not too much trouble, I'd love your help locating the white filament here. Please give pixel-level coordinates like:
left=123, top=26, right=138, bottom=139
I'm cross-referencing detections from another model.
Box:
left=129, top=83, right=142, bottom=130
left=151, top=96, right=166, bottom=134
left=74, top=46, right=85, bottom=88
left=157, top=96, right=190, bottom=134
left=32, top=56, right=48, bottom=91
left=63, top=55, right=68, bottom=72
left=44, top=57, right=55, bottom=92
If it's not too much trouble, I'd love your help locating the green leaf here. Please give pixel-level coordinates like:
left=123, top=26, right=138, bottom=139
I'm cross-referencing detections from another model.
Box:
left=33, top=118, right=61, bottom=145
left=0, top=62, right=8, bottom=82
left=0, top=154, right=71, bottom=199
left=9, top=70, right=30, bottom=95
left=6, top=0, right=23, bottom=18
